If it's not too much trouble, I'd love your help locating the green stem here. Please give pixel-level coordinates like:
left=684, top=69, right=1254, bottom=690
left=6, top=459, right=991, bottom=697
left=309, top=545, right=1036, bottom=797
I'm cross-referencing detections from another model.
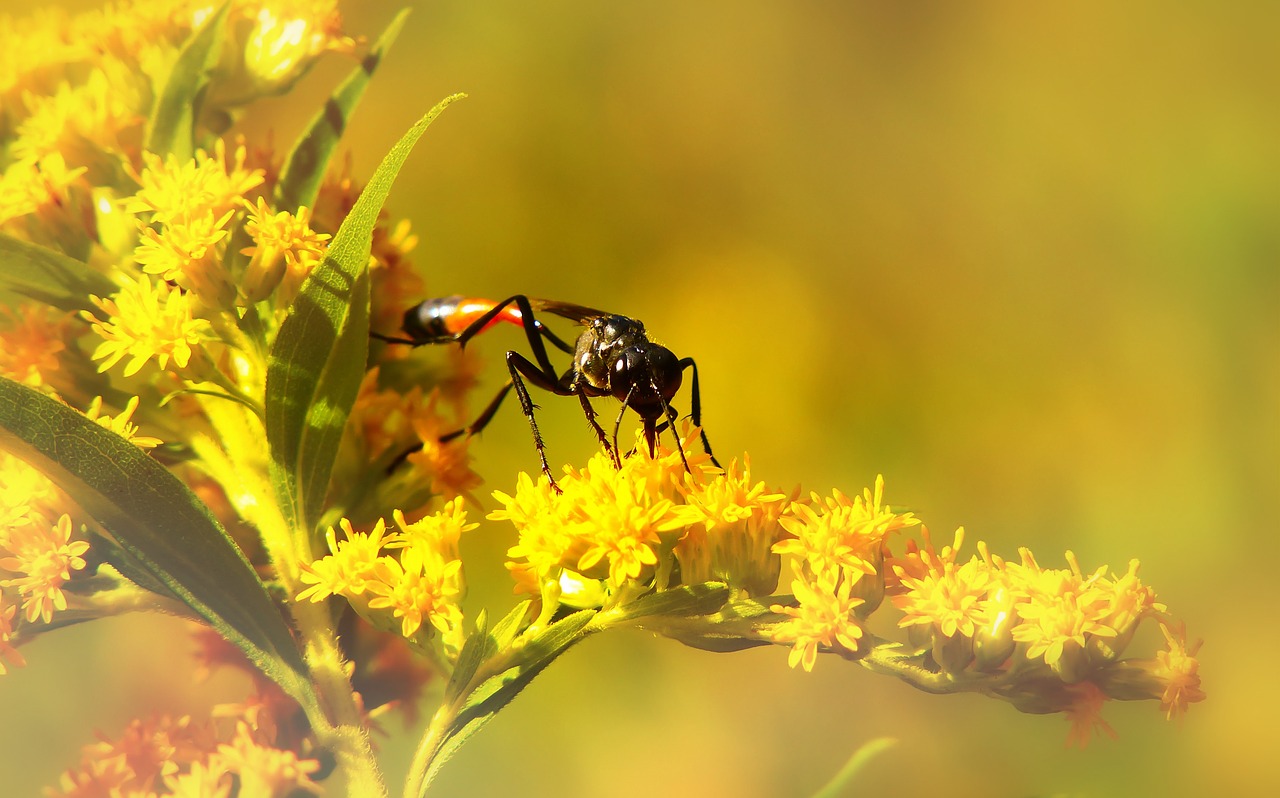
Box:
left=403, top=701, right=458, bottom=798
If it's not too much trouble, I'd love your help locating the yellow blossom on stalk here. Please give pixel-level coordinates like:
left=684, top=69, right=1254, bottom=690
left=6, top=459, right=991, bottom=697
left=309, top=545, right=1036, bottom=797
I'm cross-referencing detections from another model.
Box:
left=296, top=518, right=392, bottom=604
left=83, top=274, right=216, bottom=377
left=775, top=475, right=920, bottom=592
left=494, top=448, right=689, bottom=598
left=239, top=197, right=330, bottom=304
left=134, top=208, right=237, bottom=308
left=216, top=722, right=321, bottom=797
left=0, top=303, right=69, bottom=390
left=0, top=151, right=87, bottom=227
left=0, top=596, right=24, bottom=674
left=389, top=500, right=476, bottom=564
left=366, top=538, right=465, bottom=641
left=1005, top=550, right=1119, bottom=683
left=242, top=0, right=357, bottom=90
left=894, top=545, right=992, bottom=641
left=0, top=451, right=60, bottom=531
left=370, top=218, right=427, bottom=343
left=349, top=369, right=426, bottom=460
left=11, top=62, right=145, bottom=163
left=0, top=513, right=90, bottom=623
left=1063, top=681, right=1118, bottom=748
left=83, top=396, right=164, bottom=449
left=164, top=760, right=231, bottom=798
left=770, top=576, right=866, bottom=672
left=673, top=456, right=789, bottom=597
left=126, top=139, right=264, bottom=227
left=298, top=502, right=472, bottom=649
left=405, top=401, right=483, bottom=501
left=1153, top=621, right=1206, bottom=721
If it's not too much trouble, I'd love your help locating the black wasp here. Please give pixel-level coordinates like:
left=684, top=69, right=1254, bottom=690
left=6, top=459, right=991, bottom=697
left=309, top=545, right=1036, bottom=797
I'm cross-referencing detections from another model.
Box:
left=374, top=295, right=720, bottom=489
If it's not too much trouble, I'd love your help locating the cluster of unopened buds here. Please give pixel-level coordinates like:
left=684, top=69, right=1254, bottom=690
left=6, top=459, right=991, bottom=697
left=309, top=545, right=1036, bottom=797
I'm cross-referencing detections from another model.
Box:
left=0, top=1, right=1202, bottom=795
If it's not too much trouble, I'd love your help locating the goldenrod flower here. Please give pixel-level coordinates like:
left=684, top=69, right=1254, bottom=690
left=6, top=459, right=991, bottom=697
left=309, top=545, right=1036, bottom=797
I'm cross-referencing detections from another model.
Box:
left=0, top=303, right=69, bottom=390
left=894, top=549, right=992, bottom=641
left=126, top=139, right=264, bottom=228
left=1063, top=681, right=1118, bottom=748
left=1153, top=621, right=1206, bottom=721
left=296, top=518, right=391, bottom=604
left=83, top=275, right=215, bottom=377
left=770, top=576, right=866, bottom=672
left=1006, top=550, right=1119, bottom=683
left=0, top=451, right=61, bottom=531
left=0, top=152, right=87, bottom=228
left=164, top=760, right=231, bottom=798
left=366, top=542, right=464, bottom=641
left=299, top=502, right=472, bottom=649
left=83, top=396, right=164, bottom=450
left=494, top=448, right=690, bottom=598
left=134, top=208, right=237, bottom=308
left=673, top=456, right=789, bottom=597
left=0, top=513, right=90, bottom=623
left=0, top=596, right=25, bottom=674
left=775, top=475, right=920, bottom=596
left=215, top=722, right=321, bottom=797
left=239, top=197, right=330, bottom=304
left=240, top=0, right=356, bottom=92
left=405, top=399, right=483, bottom=501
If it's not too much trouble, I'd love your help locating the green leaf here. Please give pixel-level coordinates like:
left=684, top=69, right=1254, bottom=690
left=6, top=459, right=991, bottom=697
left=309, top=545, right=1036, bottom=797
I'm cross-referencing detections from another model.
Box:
left=809, top=737, right=898, bottom=798
left=275, top=8, right=413, bottom=214
left=445, top=601, right=531, bottom=705
left=0, top=378, right=319, bottom=715
left=417, top=609, right=595, bottom=796
left=633, top=594, right=782, bottom=653
left=145, top=0, right=231, bottom=159
left=0, top=233, right=117, bottom=312
left=611, top=582, right=731, bottom=623
left=265, top=93, right=465, bottom=534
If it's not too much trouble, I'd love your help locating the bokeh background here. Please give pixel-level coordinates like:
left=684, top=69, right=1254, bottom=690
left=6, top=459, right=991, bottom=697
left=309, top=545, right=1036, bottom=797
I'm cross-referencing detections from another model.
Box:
left=2, top=1, right=1276, bottom=796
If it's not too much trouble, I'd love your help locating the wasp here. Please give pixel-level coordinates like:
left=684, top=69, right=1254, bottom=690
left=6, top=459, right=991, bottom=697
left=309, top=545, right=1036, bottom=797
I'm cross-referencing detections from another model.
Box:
left=376, top=295, right=720, bottom=489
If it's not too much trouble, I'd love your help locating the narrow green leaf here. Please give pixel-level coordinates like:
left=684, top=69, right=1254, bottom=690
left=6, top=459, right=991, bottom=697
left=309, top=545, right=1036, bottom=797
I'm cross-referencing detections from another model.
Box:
left=0, top=233, right=117, bottom=312
left=0, top=378, right=319, bottom=715
left=445, top=601, right=532, bottom=705
left=417, top=609, right=595, bottom=796
left=265, top=93, right=465, bottom=534
left=145, top=0, right=231, bottom=159
left=612, top=582, right=731, bottom=623
left=275, top=8, right=413, bottom=214
left=809, top=737, right=898, bottom=798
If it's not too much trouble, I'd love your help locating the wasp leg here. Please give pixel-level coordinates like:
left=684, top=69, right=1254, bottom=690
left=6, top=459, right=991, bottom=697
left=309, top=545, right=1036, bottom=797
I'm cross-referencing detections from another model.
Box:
left=505, top=351, right=579, bottom=491
left=574, top=383, right=615, bottom=465
left=677, top=356, right=721, bottom=469
left=439, top=380, right=516, bottom=443
left=611, top=385, right=637, bottom=467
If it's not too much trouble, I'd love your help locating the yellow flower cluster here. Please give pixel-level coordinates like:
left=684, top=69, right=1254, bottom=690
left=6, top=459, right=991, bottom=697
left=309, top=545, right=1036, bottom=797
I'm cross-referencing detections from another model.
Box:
left=488, top=451, right=1203, bottom=745
left=47, top=713, right=321, bottom=798
left=491, top=427, right=790, bottom=609
left=298, top=500, right=476, bottom=655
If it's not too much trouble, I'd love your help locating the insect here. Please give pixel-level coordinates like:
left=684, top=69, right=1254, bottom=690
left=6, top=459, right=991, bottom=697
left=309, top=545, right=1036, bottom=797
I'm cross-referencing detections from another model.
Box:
left=375, top=294, right=721, bottom=489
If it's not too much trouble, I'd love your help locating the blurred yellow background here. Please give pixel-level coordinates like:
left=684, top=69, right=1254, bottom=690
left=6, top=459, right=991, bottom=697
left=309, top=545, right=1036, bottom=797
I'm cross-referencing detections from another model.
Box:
left=2, top=1, right=1275, bottom=796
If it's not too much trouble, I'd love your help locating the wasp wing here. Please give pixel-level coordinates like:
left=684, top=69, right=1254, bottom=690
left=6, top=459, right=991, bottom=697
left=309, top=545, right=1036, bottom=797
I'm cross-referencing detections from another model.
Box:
left=528, top=298, right=611, bottom=325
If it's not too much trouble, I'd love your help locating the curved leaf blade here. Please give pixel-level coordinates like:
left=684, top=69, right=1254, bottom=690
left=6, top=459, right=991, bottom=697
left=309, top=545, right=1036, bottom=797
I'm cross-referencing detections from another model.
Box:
left=0, top=378, right=318, bottom=714
left=417, top=609, right=595, bottom=796
left=0, top=233, right=117, bottom=312
left=265, top=93, right=465, bottom=534
left=276, top=8, right=413, bottom=214
left=145, top=0, right=231, bottom=159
